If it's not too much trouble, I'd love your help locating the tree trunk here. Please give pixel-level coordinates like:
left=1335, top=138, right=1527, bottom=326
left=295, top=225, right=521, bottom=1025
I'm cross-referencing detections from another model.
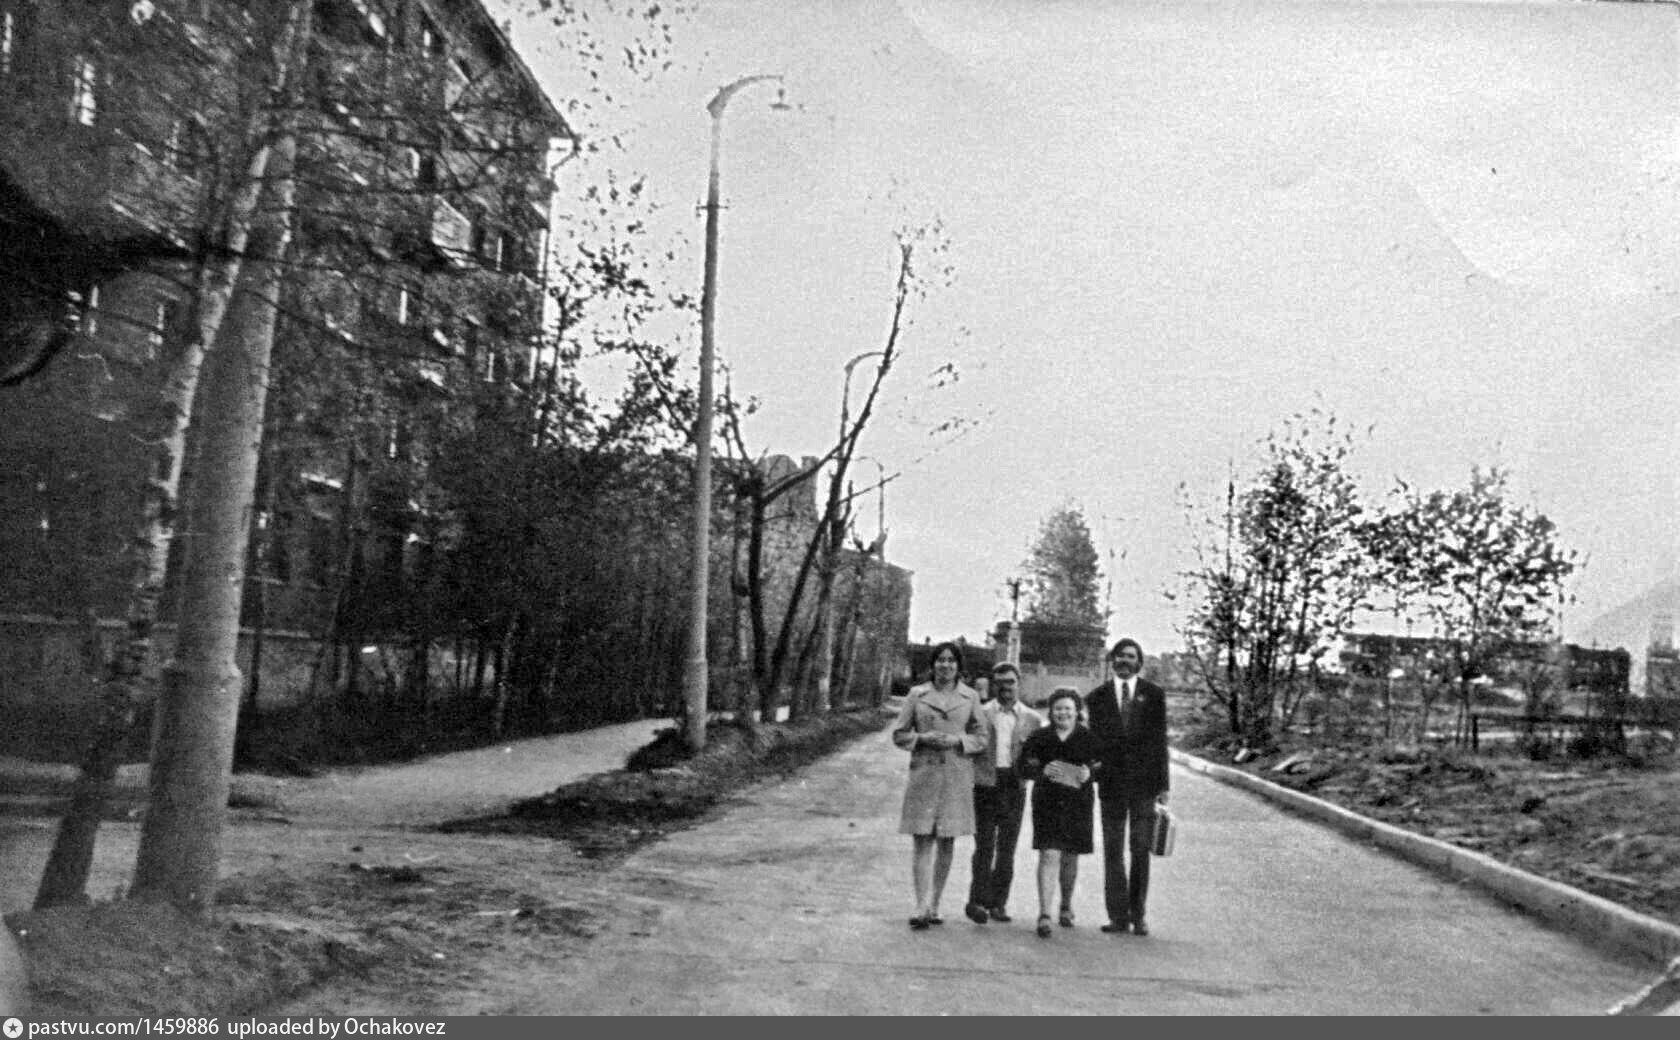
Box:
left=130, top=114, right=303, bottom=914
left=809, top=549, right=841, bottom=715
left=489, top=615, right=516, bottom=740
left=745, top=495, right=771, bottom=724
left=32, top=1, right=313, bottom=911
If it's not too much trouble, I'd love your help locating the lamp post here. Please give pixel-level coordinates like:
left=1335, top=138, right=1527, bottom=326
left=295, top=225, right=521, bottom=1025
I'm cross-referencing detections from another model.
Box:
left=683, top=74, right=784, bottom=753
left=839, top=350, right=885, bottom=443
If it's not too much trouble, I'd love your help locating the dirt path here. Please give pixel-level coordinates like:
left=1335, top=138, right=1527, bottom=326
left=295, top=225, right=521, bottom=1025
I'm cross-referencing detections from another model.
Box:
left=0, top=719, right=672, bottom=915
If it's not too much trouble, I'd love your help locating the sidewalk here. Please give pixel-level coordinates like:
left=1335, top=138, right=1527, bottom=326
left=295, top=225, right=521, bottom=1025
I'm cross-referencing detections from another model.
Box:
left=0, top=718, right=673, bottom=915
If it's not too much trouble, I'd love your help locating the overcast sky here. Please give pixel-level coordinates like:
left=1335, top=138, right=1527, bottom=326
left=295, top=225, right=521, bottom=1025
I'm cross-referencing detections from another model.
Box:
left=518, top=0, right=1680, bottom=652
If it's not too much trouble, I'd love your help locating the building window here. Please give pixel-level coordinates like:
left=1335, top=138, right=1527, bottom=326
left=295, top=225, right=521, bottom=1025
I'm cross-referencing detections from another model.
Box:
left=78, top=284, right=100, bottom=337
left=478, top=339, right=505, bottom=383
left=478, top=225, right=502, bottom=270
left=418, top=14, right=443, bottom=56
left=69, top=54, right=97, bottom=125
left=147, top=296, right=184, bottom=359
left=385, top=414, right=410, bottom=461
left=427, top=315, right=451, bottom=352
left=502, top=228, right=525, bottom=276
left=167, top=117, right=207, bottom=178
left=2, top=11, right=15, bottom=77
left=416, top=152, right=438, bottom=188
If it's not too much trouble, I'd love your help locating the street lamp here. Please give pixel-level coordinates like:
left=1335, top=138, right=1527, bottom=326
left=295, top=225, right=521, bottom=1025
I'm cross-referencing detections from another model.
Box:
left=839, top=350, right=885, bottom=442
left=683, top=74, right=785, bottom=753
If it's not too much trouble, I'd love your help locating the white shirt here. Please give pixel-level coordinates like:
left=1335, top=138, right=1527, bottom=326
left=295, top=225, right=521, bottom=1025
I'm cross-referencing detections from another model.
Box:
left=993, top=703, right=1019, bottom=768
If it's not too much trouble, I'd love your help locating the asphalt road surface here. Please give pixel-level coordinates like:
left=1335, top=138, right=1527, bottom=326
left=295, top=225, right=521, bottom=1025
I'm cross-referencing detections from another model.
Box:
left=530, top=729, right=1652, bottom=1015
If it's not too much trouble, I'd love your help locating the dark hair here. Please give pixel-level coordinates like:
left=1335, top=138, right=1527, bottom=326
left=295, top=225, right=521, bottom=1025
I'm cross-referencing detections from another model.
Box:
left=1110, top=637, right=1144, bottom=661
left=1046, top=689, right=1082, bottom=714
left=928, top=641, right=964, bottom=683
left=991, top=662, right=1020, bottom=679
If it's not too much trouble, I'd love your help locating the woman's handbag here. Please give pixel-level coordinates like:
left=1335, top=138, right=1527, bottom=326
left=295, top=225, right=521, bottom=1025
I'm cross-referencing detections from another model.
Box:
left=1151, top=804, right=1177, bottom=857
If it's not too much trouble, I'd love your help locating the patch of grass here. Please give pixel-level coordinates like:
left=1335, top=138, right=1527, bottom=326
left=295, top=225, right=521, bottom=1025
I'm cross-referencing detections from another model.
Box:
left=6, top=901, right=361, bottom=1017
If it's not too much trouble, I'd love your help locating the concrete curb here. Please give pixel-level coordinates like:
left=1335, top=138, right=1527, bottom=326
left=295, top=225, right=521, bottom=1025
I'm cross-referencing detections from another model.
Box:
left=1170, top=748, right=1680, bottom=1015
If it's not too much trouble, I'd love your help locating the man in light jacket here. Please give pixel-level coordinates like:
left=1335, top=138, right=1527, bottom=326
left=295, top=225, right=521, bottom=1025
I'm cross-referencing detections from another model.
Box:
left=964, top=662, right=1045, bottom=924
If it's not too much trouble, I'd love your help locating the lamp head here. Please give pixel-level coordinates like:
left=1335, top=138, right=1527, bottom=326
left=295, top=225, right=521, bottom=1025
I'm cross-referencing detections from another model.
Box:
left=770, top=86, right=793, bottom=111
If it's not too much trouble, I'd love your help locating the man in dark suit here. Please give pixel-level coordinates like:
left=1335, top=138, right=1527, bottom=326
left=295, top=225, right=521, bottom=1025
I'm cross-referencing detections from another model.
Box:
left=1084, top=637, right=1170, bottom=936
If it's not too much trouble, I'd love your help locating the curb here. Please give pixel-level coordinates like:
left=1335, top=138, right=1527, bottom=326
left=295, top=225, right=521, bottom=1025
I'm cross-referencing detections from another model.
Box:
left=1170, top=748, right=1680, bottom=1016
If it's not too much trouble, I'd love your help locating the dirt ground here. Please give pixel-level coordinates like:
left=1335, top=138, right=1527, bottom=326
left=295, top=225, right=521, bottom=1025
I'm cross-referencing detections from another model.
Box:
left=1201, top=736, right=1680, bottom=926
left=4, top=712, right=888, bottom=1015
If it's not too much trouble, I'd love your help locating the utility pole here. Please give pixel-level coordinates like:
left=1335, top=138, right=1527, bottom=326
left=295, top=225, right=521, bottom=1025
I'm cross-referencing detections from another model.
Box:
left=683, top=74, right=785, bottom=753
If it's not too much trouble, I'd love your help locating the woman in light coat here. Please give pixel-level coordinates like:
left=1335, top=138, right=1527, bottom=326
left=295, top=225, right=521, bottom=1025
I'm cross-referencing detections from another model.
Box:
left=892, top=641, right=987, bottom=929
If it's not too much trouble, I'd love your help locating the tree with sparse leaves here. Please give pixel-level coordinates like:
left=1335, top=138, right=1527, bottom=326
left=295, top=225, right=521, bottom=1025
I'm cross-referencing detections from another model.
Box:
left=1365, top=466, right=1577, bottom=745
left=1174, top=411, right=1379, bottom=747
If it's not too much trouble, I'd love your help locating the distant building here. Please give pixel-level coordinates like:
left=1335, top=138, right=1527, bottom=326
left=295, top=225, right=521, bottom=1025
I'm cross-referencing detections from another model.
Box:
left=1335, top=633, right=1629, bottom=709
left=989, top=620, right=1107, bottom=706
left=1649, top=612, right=1680, bottom=698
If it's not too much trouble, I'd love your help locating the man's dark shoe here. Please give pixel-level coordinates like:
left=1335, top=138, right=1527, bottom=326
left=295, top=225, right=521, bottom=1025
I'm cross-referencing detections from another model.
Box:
left=988, top=906, right=1012, bottom=923
left=1132, top=919, right=1149, bottom=936
left=1100, top=920, right=1130, bottom=934
left=964, top=902, right=989, bottom=924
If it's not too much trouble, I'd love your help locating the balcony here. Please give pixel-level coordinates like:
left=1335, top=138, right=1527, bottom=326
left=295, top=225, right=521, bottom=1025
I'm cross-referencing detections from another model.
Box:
left=428, top=197, right=471, bottom=267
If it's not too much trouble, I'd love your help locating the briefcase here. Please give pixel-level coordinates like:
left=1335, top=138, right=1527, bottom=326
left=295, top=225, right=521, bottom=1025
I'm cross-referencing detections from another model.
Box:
left=1151, top=805, right=1176, bottom=857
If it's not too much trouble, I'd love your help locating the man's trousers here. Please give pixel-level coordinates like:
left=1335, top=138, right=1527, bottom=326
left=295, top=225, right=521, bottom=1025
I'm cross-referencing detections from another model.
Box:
left=968, top=770, right=1027, bottom=911
left=1098, top=787, right=1156, bottom=926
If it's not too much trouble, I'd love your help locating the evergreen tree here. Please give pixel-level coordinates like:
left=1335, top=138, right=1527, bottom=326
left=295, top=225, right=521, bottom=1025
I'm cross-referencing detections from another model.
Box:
left=1022, top=503, right=1104, bottom=627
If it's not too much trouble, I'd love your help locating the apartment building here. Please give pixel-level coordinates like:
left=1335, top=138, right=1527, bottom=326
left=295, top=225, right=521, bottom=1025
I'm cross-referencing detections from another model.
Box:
left=0, top=0, right=571, bottom=633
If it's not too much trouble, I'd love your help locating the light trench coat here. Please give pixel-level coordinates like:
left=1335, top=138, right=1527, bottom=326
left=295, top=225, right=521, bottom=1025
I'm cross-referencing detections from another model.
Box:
left=892, top=681, right=987, bottom=836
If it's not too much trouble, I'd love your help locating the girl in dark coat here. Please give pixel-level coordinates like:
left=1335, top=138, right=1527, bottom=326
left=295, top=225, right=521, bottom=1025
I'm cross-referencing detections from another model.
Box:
left=1018, top=689, right=1100, bottom=938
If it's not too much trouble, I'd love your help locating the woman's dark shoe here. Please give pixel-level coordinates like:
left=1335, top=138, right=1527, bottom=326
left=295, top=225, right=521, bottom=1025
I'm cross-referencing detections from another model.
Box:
left=1059, top=908, right=1075, bottom=928
left=927, top=914, right=944, bottom=925
left=1036, top=915, right=1053, bottom=939
left=909, top=915, right=930, bottom=930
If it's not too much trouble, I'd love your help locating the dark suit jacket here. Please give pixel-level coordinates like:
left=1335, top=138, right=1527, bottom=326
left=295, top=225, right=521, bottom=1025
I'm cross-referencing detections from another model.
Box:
left=1083, top=676, right=1169, bottom=799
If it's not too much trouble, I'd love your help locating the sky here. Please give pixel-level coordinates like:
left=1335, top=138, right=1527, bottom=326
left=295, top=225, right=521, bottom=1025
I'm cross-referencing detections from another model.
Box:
left=512, top=0, right=1680, bottom=653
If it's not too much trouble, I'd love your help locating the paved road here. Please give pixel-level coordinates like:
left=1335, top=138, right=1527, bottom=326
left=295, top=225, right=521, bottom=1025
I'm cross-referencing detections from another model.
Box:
left=532, top=730, right=1652, bottom=1015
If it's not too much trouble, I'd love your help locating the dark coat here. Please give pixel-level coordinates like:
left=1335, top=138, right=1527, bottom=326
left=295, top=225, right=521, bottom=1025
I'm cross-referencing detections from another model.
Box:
left=1083, top=676, right=1170, bottom=799
left=1019, top=724, right=1100, bottom=854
